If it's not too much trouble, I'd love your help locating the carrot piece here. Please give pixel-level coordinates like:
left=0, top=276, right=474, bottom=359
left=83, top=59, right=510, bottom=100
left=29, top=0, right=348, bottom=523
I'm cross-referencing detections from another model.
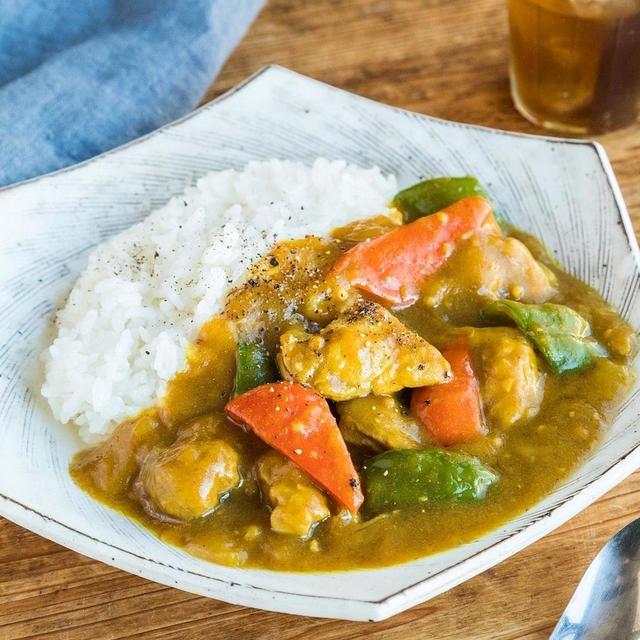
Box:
left=330, top=196, right=498, bottom=308
left=410, top=343, right=486, bottom=446
left=225, top=381, right=364, bottom=513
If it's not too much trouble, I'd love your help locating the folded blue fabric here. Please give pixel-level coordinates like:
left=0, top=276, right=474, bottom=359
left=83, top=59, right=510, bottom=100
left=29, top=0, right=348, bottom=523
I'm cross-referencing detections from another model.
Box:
left=0, top=0, right=265, bottom=187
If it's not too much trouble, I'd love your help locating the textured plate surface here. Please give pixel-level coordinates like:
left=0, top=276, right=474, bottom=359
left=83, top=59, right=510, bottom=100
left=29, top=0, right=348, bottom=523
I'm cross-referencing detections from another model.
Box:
left=1, top=66, right=639, bottom=621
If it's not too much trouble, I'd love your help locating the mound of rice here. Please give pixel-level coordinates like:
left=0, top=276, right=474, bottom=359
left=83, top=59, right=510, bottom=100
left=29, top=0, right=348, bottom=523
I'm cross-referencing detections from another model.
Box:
left=41, top=159, right=397, bottom=443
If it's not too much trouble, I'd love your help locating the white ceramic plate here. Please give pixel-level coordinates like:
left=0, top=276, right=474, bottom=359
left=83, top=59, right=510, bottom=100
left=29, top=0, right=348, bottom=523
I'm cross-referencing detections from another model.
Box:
left=1, top=66, right=639, bottom=622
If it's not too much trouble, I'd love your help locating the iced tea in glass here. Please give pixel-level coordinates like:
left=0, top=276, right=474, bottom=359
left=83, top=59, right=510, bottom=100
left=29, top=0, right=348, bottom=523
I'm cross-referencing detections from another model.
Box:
left=508, top=0, right=640, bottom=134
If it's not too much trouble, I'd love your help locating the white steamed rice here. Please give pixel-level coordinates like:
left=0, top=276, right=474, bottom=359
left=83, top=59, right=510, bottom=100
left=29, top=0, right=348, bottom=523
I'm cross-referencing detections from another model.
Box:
left=41, top=159, right=397, bottom=443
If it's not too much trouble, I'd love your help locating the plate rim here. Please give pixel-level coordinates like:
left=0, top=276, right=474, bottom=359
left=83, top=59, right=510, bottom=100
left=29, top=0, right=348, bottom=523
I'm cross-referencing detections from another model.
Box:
left=0, top=64, right=606, bottom=200
left=2, top=65, right=639, bottom=621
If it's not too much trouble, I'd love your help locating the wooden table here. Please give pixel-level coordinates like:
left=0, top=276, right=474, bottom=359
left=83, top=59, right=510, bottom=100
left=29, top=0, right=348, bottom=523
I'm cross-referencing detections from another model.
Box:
left=3, top=1, right=640, bottom=638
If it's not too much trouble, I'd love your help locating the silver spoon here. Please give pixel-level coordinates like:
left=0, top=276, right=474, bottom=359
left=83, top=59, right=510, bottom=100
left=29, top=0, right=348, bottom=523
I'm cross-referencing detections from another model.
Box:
left=549, top=517, right=640, bottom=640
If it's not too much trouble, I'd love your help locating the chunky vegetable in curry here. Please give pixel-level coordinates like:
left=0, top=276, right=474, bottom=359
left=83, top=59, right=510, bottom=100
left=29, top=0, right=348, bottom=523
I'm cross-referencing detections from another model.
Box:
left=71, top=177, right=638, bottom=571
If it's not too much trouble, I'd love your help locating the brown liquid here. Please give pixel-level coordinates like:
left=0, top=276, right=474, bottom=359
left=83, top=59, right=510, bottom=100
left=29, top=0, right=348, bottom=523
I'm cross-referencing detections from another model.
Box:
left=508, top=0, right=640, bottom=133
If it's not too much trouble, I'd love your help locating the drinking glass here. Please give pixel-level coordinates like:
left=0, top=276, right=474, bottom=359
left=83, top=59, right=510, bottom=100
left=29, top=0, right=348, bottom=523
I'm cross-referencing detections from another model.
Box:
left=508, top=0, right=640, bottom=134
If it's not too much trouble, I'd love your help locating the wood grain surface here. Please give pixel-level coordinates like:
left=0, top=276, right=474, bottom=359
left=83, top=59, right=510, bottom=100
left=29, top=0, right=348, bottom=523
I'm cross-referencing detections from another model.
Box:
left=3, top=0, right=640, bottom=638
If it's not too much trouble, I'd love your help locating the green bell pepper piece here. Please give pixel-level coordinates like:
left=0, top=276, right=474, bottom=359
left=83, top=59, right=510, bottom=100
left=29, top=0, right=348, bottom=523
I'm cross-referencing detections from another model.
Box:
left=234, top=342, right=278, bottom=396
left=362, top=448, right=497, bottom=514
left=392, top=176, right=490, bottom=223
left=485, top=300, right=606, bottom=374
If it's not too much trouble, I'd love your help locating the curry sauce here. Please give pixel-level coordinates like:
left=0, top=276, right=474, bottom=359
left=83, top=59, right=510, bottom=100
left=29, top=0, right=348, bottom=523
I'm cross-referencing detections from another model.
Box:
left=71, top=191, right=637, bottom=572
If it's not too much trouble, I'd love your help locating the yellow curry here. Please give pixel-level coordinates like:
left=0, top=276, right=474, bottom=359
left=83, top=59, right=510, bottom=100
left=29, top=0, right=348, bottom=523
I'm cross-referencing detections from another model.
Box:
left=71, top=177, right=637, bottom=571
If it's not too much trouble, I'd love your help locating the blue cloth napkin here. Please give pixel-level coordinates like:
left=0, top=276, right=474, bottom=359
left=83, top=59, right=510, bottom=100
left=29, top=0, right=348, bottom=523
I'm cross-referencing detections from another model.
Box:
left=0, top=0, right=265, bottom=188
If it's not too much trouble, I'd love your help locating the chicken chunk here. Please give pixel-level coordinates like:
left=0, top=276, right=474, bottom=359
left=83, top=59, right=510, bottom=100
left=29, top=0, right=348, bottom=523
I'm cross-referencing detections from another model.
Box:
left=464, top=327, right=545, bottom=429
left=278, top=300, right=451, bottom=401
left=337, top=394, right=432, bottom=452
left=141, top=439, right=240, bottom=521
left=421, top=233, right=557, bottom=323
left=301, top=272, right=360, bottom=325
left=222, top=237, right=351, bottom=346
left=257, top=450, right=330, bottom=538
left=71, top=411, right=163, bottom=495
